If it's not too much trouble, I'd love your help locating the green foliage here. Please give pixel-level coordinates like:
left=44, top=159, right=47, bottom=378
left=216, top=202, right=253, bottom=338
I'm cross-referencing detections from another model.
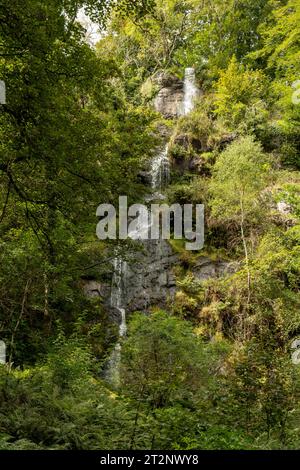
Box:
left=0, top=0, right=157, bottom=364
left=183, top=0, right=272, bottom=80
left=175, top=99, right=231, bottom=151
left=1, top=0, right=300, bottom=452
left=121, top=311, right=207, bottom=406
left=209, top=136, right=270, bottom=227
left=254, top=0, right=300, bottom=82
left=250, top=0, right=300, bottom=166
left=215, top=57, right=269, bottom=132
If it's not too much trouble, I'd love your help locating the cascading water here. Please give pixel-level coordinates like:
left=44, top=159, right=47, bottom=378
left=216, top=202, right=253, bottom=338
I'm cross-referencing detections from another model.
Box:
left=111, top=259, right=123, bottom=306
left=111, top=258, right=127, bottom=337
left=150, top=67, right=199, bottom=191
left=182, top=67, right=198, bottom=115
left=105, top=257, right=127, bottom=385
left=150, top=145, right=170, bottom=190
left=105, top=144, right=169, bottom=384
left=106, top=68, right=197, bottom=385
left=129, top=144, right=170, bottom=240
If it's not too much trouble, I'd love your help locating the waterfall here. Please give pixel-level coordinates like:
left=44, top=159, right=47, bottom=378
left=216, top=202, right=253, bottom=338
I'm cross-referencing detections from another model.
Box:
left=150, top=145, right=170, bottom=190
left=105, top=257, right=127, bottom=385
left=111, top=257, right=127, bottom=323
left=0, top=340, right=6, bottom=365
left=183, top=67, right=198, bottom=115
left=105, top=68, right=198, bottom=385
left=106, top=142, right=170, bottom=385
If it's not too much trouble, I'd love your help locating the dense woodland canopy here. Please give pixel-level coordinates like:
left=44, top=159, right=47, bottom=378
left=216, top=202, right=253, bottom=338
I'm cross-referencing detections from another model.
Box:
left=0, top=0, right=300, bottom=450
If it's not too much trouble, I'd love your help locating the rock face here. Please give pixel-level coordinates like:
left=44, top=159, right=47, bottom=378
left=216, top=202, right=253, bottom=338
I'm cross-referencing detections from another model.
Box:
left=191, top=257, right=239, bottom=281
left=82, top=240, right=178, bottom=315
left=124, top=239, right=178, bottom=312
left=82, top=280, right=111, bottom=300
left=170, top=132, right=237, bottom=177
left=83, top=251, right=237, bottom=320
left=154, top=73, right=184, bottom=118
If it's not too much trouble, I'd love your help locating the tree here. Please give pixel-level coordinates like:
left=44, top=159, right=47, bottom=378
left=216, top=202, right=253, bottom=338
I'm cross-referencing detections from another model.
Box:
left=209, top=136, right=270, bottom=303
left=121, top=311, right=206, bottom=405
left=214, top=56, right=269, bottom=133
left=182, top=0, right=272, bottom=81
left=251, top=0, right=300, bottom=167
left=0, top=0, right=156, bottom=364
left=97, top=0, right=195, bottom=101
left=229, top=229, right=300, bottom=441
left=120, top=311, right=215, bottom=448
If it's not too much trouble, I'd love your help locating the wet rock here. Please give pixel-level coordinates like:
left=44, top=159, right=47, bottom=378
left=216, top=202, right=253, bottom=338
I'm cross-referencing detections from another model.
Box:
left=167, top=272, right=176, bottom=287
left=218, top=132, right=237, bottom=150
left=154, top=73, right=184, bottom=118
left=83, top=253, right=238, bottom=316
left=137, top=170, right=152, bottom=186
left=158, top=271, right=168, bottom=287
left=123, top=239, right=179, bottom=312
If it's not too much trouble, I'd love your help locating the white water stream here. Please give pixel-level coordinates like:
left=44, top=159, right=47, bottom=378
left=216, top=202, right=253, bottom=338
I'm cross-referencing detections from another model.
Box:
left=182, top=67, right=198, bottom=115
left=104, top=258, right=127, bottom=385
left=106, top=68, right=198, bottom=385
